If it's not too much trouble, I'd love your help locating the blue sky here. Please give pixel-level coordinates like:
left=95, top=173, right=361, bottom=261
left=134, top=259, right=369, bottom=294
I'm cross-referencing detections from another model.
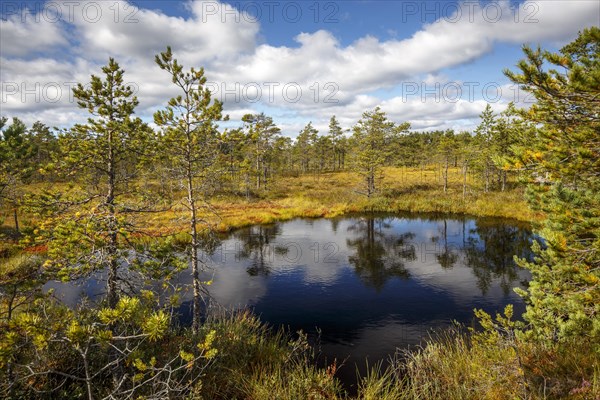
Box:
left=1, top=0, right=598, bottom=137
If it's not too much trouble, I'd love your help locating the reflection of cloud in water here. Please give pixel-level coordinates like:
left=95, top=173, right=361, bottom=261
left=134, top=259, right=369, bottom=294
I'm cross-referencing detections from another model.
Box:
left=271, top=219, right=352, bottom=285
left=198, top=216, right=530, bottom=310
left=43, top=267, right=171, bottom=307
left=43, top=213, right=532, bottom=363
left=340, top=216, right=529, bottom=306
left=399, top=256, right=527, bottom=306
left=205, top=264, right=268, bottom=309
left=44, top=273, right=105, bottom=307
left=41, top=213, right=532, bottom=392
left=209, top=218, right=355, bottom=288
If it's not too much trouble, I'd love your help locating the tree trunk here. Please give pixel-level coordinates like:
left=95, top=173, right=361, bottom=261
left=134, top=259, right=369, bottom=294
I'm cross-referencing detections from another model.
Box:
left=462, top=161, right=468, bottom=199
left=81, top=349, right=94, bottom=400
left=443, top=157, right=449, bottom=193
left=484, top=164, right=490, bottom=193
left=13, top=207, right=19, bottom=235
left=263, top=165, right=268, bottom=191
left=106, top=129, right=118, bottom=309
left=106, top=235, right=118, bottom=309
left=256, top=159, right=260, bottom=189
left=106, top=215, right=118, bottom=309
left=245, top=173, right=251, bottom=200
left=187, top=165, right=202, bottom=333
left=5, top=286, right=17, bottom=394
left=367, top=166, right=376, bottom=197
left=256, top=145, right=261, bottom=189
left=332, top=149, right=337, bottom=171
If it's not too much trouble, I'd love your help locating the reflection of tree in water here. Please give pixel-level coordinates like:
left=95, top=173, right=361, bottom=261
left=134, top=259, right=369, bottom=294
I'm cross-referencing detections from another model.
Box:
left=431, top=220, right=459, bottom=269
left=192, top=232, right=223, bottom=292
left=198, top=231, right=222, bottom=257
left=346, top=217, right=416, bottom=291
left=233, top=224, right=284, bottom=276
left=330, top=218, right=340, bottom=234
left=462, top=219, right=533, bottom=295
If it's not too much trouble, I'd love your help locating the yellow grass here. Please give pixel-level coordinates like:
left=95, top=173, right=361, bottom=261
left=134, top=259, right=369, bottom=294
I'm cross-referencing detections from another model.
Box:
left=1, top=167, right=540, bottom=237
left=151, top=167, right=537, bottom=234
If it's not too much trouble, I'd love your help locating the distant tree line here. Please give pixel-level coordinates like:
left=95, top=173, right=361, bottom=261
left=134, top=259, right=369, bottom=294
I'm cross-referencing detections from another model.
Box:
left=1, top=94, right=525, bottom=220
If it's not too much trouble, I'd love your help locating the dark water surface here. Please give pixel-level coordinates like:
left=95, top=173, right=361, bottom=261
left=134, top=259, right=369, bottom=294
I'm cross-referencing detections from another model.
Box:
left=45, top=213, right=534, bottom=390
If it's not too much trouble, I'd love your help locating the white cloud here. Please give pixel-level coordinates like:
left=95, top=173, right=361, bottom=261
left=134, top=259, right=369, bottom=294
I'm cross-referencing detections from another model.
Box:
left=1, top=0, right=597, bottom=132
left=0, top=8, right=67, bottom=57
left=61, top=0, right=258, bottom=63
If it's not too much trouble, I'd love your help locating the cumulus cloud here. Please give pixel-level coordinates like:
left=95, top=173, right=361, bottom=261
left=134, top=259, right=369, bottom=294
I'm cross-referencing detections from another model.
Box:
left=60, top=0, right=258, bottom=63
left=0, top=7, right=67, bottom=57
left=1, top=0, right=597, bottom=133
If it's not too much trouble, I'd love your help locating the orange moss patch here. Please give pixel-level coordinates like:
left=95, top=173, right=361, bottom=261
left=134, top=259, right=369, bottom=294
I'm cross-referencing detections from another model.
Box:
left=23, top=244, right=48, bottom=253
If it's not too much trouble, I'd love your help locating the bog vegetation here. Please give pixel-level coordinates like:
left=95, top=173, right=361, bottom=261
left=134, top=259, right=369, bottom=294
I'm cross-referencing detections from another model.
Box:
left=0, top=28, right=598, bottom=399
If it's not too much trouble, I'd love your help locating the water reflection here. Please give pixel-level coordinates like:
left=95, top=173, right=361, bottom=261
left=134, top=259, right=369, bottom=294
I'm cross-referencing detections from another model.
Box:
left=202, top=214, right=533, bottom=390
left=463, top=219, right=533, bottom=295
left=346, top=217, right=414, bottom=291
left=231, top=224, right=282, bottom=276
left=433, top=220, right=459, bottom=269
left=44, top=213, right=534, bottom=390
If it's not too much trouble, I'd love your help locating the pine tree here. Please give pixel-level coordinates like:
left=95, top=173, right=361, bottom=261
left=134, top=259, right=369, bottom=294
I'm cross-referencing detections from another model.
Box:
left=35, top=59, right=157, bottom=308
left=26, top=122, right=58, bottom=182
left=437, top=130, right=458, bottom=193
left=328, top=116, right=345, bottom=170
left=219, top=128, right=246, bottom=190
left=474, top=104, right=496, bottom=192
left=295, top=122, right=318, bottom=173
left=490, top=103, right=521, bottom=191
left=506, top=27, right=600, bottom=343
left=154, top=47, right=227, bottom=333
left=0, top=117, right=32, bottom=234
left=351, top=107, right=409, bottom=197
left=315, top=134, right=333, bottom=173
left=241, top=113, right=280, bottom=191
left=455, top=131, right=475, bottom=198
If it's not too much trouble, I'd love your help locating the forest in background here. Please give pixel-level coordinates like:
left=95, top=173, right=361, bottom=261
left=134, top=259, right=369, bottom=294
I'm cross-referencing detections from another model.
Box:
left=0, top=27, right=598, bottom=399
